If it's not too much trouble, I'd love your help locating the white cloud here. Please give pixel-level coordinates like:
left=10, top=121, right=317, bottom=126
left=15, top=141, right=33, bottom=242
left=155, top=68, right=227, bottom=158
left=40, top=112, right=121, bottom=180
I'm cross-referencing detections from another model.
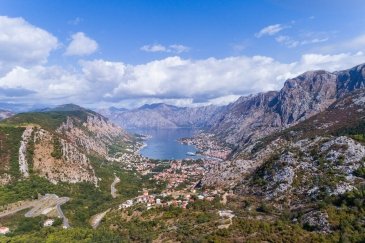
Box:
left=64, top=32, right=98, bottom=56
left=68, top=17, right=83, bottom=25
left=80, top=59, right=126, bottom=82
left=276, top=34, right=329, bottom=48
left=275, top=35, right=299, bottom=48
left=255, top=24, right=287, bottom=38
left=0, top=16, right=58, bottom=73
left=0, top=52, right=364, bottom=107
left=140, top=44, right=167, bottom=52
left=140, top=44, right=189, bottom=53
left=100, top=52, right=365, bottom=104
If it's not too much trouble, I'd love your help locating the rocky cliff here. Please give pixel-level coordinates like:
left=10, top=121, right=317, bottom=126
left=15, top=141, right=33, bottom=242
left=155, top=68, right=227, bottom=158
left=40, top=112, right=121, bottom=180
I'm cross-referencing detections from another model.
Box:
left=203, top=88, right=365, bottom=206
left=0, top=104, right=135, bottom=185
left=211, top=63, right=365, bottom=148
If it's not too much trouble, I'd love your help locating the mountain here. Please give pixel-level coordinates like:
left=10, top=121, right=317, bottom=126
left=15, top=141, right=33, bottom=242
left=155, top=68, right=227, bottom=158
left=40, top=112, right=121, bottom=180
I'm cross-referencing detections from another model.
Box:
left=211, top=63, right=365, bottom=148
left=0, top=109, right=15, bottom=120
left=0, top=104, right=134, bottom=185
left=100, top=103, right=227, bottom=129
left=202, top=88, right=365, bottom=233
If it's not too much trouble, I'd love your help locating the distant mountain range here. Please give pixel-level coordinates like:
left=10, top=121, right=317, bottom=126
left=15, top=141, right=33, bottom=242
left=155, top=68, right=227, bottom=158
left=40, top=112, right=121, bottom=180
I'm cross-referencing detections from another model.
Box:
left=0, top=109, right=14, bottom=120
left=99, top=103, right=227, bottom=129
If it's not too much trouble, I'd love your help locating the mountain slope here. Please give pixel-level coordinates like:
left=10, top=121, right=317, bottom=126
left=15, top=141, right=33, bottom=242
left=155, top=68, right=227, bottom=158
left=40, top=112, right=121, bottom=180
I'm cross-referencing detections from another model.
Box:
left=100, top=103, right=226, bottom=129
left=203, top=88, right=365, bottom=200
left=0, top=104, right=135, bottom=185
left=211, top=63, right=365, bottom=148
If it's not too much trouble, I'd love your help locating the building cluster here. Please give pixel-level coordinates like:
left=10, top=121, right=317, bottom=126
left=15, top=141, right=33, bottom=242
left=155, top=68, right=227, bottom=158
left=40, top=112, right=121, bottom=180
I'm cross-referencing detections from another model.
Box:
left=153, top=160, right=205, bottom=189
left=107, top=151, right=156, bottom=174
left=118, top=188, right=221, bottom=211
left=180, top=133, right=231, bottom=160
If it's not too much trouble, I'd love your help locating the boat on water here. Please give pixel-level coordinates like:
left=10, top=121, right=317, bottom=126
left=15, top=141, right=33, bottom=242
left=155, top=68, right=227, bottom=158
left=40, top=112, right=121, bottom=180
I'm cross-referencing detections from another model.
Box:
left=186, top=152, right=196, bottom=156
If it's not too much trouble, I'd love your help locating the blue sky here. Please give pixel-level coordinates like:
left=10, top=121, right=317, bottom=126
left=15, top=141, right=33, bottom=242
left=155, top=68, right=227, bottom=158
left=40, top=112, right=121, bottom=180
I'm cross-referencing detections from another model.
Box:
left=0, top=0, right=364, bottom=109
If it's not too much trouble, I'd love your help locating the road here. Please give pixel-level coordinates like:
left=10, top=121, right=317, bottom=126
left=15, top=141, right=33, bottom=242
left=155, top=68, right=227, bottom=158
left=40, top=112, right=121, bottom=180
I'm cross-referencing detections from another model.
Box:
left=0, top=201, right=34, bottom=218
left=0, top=194, right=70, bottom=228
left=55, top=197, right=70, bottom=228
left=111, top=176, right=120, bottom=198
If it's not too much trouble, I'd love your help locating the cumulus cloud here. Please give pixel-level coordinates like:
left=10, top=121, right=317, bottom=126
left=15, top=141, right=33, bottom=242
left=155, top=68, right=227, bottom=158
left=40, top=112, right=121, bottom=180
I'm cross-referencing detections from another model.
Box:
left=140, top=44, right=189, bottom=53
left=1, top=52, right=364, bottom=107
left=255, top=24, right=287, bottom=38
left=0, top=16, right=58, bottom=73
left=276, top=34, right=329, bottom=48
left=275, top=35, right=299, bottom=48
left=64, top=32, right=98, bottom=56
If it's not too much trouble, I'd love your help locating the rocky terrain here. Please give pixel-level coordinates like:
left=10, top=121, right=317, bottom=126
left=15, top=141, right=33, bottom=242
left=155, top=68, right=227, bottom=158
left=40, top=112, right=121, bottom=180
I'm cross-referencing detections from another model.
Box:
left=100, top=103, right=226, bottom=129
left=203, top=87, right=365, bottom=205
left=0, top=104, right=135, bottom=185
left=210, top=63, right=365, bottom=148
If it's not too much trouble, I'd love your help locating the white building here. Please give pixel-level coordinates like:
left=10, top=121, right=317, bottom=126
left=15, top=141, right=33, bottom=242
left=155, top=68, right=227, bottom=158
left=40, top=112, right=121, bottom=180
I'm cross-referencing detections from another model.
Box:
left=119, top=199, right=134, bottom=209
left=0, top=227, right=10, bottom=234
left=43, top=219, right=54, bottom=227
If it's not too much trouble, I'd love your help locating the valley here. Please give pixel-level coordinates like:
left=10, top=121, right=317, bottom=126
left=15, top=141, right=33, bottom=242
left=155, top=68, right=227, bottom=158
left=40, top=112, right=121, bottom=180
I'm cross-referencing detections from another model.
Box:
left=0, top=64, right=364, bottom=242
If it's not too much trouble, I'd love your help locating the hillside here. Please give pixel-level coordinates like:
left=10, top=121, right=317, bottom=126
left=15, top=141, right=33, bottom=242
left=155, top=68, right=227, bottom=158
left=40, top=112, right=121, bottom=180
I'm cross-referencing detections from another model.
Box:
left=210, top=63, right=365, bottom=148
left=0, top=104, right=135, bottom=185
left=100, top=103, right=226, bottom=129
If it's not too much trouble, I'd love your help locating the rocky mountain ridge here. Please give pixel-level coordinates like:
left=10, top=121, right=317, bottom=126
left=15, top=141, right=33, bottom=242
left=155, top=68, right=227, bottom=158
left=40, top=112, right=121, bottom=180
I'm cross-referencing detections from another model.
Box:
left=202, top=88, right=365, bottom=205
left=100, top=103, right=227, bottom=129
left=0, top=104, right=135, bottom=186
left=210, top=63, right=365, bottom=148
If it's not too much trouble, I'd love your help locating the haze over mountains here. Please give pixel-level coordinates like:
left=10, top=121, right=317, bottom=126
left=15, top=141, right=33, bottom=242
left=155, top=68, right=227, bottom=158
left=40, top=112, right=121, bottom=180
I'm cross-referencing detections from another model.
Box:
left=99, top=103, right=227, bottom=129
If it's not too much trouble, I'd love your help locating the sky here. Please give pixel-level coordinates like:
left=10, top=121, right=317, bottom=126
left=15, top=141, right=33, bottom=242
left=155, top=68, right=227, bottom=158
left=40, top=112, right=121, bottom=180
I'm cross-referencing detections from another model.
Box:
left=0, top=0, right=365, bottom=110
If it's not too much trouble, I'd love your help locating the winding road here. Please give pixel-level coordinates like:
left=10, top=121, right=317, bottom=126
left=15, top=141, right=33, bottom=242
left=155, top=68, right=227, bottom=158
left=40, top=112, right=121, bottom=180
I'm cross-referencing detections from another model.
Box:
left=0, top=194, right=70, bottom=228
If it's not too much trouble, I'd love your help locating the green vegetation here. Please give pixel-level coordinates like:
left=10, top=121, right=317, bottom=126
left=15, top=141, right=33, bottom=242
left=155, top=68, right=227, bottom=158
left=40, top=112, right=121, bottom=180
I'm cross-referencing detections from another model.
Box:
left=50, top=136, right=62, bottom=159
left=2, top=110, right=94, bottom=131
left=26, top=129, right=35, bottom=174
left=1, top=227, right=122, bottom=242
left=0, top=126, right=24, bottom=179
left=0, top=160, right=149, bottom=228
left=354, top=165, right=365, bottom=178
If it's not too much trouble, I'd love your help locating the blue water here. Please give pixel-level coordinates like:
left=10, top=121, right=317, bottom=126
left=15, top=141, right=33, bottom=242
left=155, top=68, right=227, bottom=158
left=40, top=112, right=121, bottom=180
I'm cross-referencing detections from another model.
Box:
left=128, top=128, right=201, bottom=160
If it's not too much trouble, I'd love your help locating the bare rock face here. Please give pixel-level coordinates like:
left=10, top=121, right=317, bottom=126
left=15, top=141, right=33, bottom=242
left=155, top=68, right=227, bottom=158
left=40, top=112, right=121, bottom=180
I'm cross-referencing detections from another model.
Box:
left=18, top=126, right=33, bottom=177
left=202, top=90, right=365, bottom=205
left=202, top=159, right=257, bottom=189
left=211, top=63, right=365, bottom=148
left=272, top=70, right=337, bottom=125
left=336, top=63, right=365, bottom=97
left=300, top=211, right=331, bottom=233
left=211, top=91, right=279, bottom=145
left=57, top=115, right=129, bottom=157
left=33, top=128, right=98, bottom=185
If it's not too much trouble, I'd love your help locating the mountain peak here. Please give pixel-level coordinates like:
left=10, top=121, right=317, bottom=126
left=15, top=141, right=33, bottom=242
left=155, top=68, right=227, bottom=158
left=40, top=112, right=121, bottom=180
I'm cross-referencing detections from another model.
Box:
left=138, top=103, right=179, bottom=110
left=51, top=104, right=86, bottom=112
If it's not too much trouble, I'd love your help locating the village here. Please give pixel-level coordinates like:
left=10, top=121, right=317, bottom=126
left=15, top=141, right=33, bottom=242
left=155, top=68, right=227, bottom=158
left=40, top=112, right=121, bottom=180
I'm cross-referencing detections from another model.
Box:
left=180, top=132, right=232, bottom=160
